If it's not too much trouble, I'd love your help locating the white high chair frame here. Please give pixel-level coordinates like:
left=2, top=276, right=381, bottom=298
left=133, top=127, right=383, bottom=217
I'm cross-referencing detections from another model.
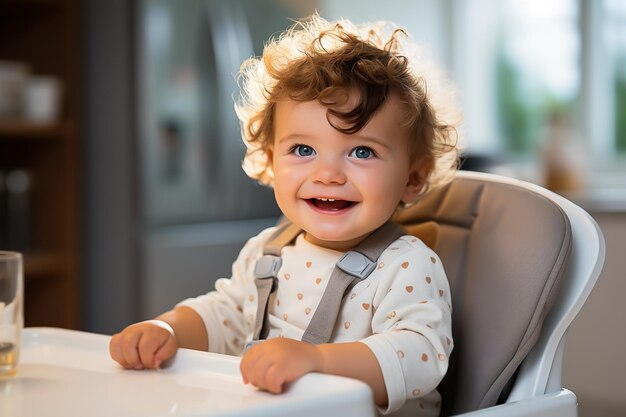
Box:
left=452, top=172, right=605, bottom=417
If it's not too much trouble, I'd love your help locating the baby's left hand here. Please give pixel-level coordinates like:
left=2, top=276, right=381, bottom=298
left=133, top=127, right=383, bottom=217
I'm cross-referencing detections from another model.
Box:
left=240, top=338, right=324, bottom=394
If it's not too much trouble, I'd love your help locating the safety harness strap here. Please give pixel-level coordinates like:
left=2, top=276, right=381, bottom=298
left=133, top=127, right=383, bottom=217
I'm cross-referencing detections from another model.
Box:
left=252, top=222, right=301, bottom=341
left=301, top=222, right=405, bottom=344
left=253, top=221, right=405, bottom=344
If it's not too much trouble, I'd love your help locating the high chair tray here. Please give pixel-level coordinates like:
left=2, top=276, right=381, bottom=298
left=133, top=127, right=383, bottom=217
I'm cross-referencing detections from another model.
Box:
left=1, top=327, right=375, bottom=417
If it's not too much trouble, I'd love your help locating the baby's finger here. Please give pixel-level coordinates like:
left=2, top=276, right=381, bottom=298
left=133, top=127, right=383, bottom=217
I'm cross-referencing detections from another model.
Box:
left=153, top=335, right=177, bottom=368
left=240, top=347, right=261, bottom=384
left=264, top=364, right=287, bottom=394
left=247, top=354, right=275, bottom=391
left=120, top=331, right=144, bottom=369
left=109, top=333, right=130, bottom=368
left=137, top=333, right=164, bottom=369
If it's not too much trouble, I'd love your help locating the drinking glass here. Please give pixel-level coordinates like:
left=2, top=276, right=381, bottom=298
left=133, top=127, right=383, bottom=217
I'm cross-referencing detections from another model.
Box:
left=0, top=251, right=23, bottom=377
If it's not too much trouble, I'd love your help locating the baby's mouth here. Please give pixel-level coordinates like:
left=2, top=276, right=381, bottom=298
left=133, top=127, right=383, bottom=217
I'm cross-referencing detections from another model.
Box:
left=307, top=198, right=355, bottom=211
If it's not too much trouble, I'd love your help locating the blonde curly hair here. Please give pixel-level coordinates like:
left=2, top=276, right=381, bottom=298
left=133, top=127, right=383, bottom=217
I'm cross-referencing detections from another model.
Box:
left=235, top=13, right=461, bottom=198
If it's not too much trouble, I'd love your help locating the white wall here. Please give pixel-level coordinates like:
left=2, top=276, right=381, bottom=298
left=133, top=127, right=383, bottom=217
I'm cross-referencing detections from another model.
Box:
left=563, top=212, right=626, bottom=417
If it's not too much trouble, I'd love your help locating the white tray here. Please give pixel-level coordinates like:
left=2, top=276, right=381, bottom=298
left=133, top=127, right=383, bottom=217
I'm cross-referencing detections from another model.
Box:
left=0, top=327, right=375, bottom=417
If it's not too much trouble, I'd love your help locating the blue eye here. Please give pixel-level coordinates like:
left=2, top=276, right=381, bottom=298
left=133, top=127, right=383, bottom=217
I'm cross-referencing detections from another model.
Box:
left=350, top=146, right=374, bottom=159
left=293, top=145, right=316, bottom=157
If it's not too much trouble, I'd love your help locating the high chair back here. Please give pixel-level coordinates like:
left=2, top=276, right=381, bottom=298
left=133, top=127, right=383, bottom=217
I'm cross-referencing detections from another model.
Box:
left=392, top=171, right=605, bottom=416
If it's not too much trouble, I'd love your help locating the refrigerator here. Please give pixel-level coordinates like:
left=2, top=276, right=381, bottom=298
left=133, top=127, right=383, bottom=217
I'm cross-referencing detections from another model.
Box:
left=135, top=0, right=313, bottom=318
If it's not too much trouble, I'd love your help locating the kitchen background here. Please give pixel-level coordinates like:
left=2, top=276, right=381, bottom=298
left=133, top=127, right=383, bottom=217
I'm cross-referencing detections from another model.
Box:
left=0, top=0, right=624, bottom=416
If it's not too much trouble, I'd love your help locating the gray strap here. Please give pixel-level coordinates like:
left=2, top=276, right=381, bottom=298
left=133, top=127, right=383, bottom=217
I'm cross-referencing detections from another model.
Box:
left=347, top=221, right=407, bottom=262
left=301, top=222, right=405, bottom=344
left=300, top=267, right=356, bottom=344
left=264, top=222, right=302, bottom=256
left=252, top=276, right=275, bottom=340
left=252, top=223, right=301, bottom=340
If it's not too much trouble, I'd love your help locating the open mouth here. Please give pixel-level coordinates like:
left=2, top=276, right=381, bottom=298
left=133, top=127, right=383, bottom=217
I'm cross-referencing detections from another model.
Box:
left=307, top=198, right=356, bottom=212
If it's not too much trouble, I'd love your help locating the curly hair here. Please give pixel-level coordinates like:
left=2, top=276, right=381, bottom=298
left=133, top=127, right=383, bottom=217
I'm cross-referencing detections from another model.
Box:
left=235, top=13, right=461, bottom=198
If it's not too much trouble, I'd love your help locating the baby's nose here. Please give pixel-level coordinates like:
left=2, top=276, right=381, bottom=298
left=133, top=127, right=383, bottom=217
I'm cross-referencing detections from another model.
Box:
left=311, top=157, right=347, bottom=184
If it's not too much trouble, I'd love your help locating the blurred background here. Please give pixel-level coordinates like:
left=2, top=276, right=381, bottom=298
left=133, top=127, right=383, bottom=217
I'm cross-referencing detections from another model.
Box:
left=0, top=0, right=624, bottom=415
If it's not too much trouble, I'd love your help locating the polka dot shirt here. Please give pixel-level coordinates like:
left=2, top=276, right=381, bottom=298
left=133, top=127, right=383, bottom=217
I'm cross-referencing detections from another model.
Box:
left=178, top=226, right=453, bottom=416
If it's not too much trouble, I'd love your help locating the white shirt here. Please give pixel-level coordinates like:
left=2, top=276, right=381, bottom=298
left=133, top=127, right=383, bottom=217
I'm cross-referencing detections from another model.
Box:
left=178, top=226, right=453, bottom=416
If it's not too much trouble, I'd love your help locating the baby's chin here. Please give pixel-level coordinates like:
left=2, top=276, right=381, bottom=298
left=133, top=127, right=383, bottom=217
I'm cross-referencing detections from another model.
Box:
left=302, top=229, right=370, bottom=252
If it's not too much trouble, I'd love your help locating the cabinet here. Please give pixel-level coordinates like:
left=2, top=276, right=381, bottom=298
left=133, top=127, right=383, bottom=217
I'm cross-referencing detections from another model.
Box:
left=0, top=0, right=81, bottom=329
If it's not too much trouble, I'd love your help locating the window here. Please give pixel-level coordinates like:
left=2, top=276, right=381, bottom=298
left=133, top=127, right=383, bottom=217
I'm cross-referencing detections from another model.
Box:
left=606, top=0, right=626, bottom=153
left=495, top=0, right=579, bottom=153
left=454, top=0, right=626, bottom=181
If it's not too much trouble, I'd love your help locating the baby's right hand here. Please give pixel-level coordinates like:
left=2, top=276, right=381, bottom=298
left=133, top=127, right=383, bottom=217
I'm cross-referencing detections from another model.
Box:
left=109, top=320, right=178, bottom=369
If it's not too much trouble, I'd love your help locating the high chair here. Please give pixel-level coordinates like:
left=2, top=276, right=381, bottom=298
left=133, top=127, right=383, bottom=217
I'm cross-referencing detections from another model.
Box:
left=392, top=171, right=605, bottom=416
left=6, top=171, right=603, bottom=417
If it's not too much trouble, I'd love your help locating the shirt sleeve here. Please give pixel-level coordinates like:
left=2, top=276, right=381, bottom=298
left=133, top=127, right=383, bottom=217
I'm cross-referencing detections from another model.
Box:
left=359, top=239, right=453, bottom=415
left=176, top=226, right=277, bottom=356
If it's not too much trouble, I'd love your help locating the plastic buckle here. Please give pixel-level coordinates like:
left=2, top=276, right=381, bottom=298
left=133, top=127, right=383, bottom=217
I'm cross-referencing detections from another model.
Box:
left=254, top=255, right=282, bottom=279
left=336, top=251, right=376, bottom=280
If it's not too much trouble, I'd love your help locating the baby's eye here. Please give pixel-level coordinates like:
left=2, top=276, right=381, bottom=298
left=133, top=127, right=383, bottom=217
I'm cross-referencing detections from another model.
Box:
left=292, top=145, right=316, bottom=157
left=350, top=146, right=375, bottom=159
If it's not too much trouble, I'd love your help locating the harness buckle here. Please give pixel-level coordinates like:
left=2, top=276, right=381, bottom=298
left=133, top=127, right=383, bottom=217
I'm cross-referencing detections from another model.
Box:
left=336, top=251, right=376, bottom=280
left=254, top=254, right=283, bottom=279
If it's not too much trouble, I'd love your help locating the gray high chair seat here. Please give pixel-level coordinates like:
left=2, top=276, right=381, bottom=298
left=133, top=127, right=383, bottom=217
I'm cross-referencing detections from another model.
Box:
left=392, top=171, right=605, bottom=416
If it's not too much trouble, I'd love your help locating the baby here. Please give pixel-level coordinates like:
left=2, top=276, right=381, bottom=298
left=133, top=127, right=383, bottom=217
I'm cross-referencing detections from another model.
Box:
left=110, top=14, right=460, bottom=416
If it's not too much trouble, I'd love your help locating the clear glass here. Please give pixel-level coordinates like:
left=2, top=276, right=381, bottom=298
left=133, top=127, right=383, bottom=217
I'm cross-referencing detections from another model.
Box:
left=0, top=251, right=23, bottom=377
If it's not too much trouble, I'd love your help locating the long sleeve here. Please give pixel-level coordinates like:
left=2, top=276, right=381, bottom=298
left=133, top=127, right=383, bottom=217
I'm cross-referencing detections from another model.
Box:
left=176, top=227, right=277, bottom=355
left=357, top=237, right=453, bottom=415
left=176, top=229, right=453, bottom=416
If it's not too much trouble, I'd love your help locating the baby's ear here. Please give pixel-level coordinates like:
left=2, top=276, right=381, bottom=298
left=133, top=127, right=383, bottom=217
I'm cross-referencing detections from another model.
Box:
left=266, top=144, right=275, bottom=167
left=401, top=157, right=433, bottom=204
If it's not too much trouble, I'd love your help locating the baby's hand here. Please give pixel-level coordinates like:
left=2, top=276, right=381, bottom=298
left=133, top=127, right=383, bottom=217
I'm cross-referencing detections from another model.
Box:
left=239, top=338, right=323, bottom=394
left=109, top=320, right=178, bottom=370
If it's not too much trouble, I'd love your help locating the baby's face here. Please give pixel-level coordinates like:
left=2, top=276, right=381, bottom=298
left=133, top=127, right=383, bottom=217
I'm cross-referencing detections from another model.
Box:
left=271, top=93, right=423, bottom=251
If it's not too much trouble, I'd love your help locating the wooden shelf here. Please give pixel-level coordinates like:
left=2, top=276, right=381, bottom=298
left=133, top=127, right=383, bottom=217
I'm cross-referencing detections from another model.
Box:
left=0, top=0, right=62, bottom=17
left=0, top=0, right=81, bottom=330
left=0, top=119, right=68, bottom=140
left=24, top=253, right=66, bottom=280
